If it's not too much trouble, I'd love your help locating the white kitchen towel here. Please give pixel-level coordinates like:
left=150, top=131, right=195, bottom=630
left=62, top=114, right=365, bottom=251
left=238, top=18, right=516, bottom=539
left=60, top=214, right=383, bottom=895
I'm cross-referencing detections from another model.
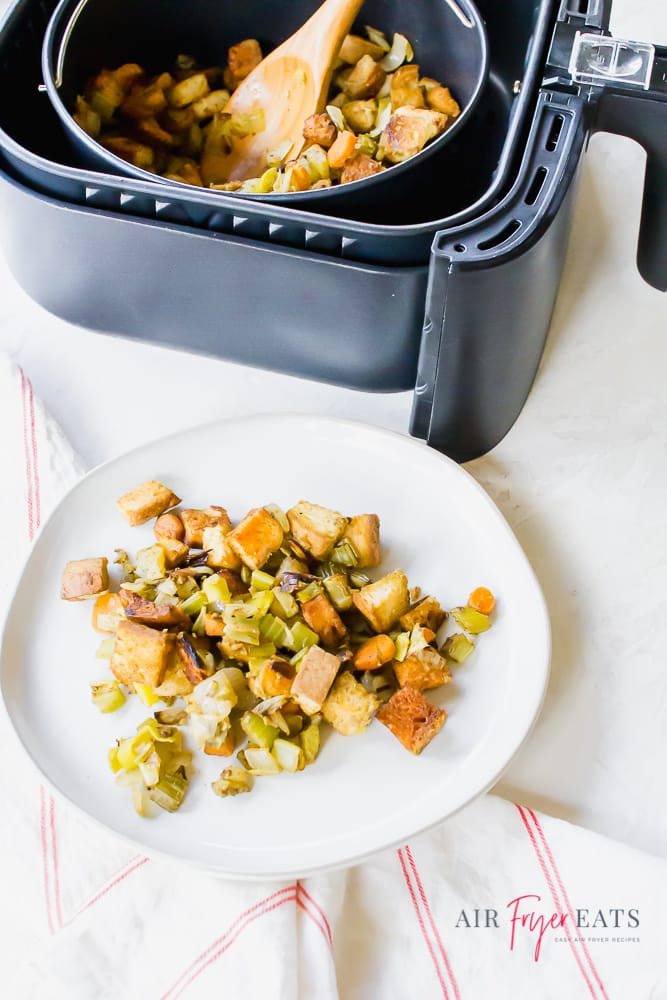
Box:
left=1, top=356, right=665, bottom=1000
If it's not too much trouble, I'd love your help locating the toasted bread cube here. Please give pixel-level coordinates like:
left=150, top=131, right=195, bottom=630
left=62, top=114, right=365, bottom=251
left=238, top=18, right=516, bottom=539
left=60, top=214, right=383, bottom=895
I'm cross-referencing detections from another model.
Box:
left=426, top=85, right=460, bottom=118
left=343, top=514, right=381, bottom=567
left=291, top=645, right=341, bottom=715
left=203, top=525, right=242, bottom=570
left=116, top=480, right=180, bottom=527
left=376, top=685, right=446, bottom=754
left=60, top=557, right=108, bottom=601
left=135, top=544, right=166, bottom=582
left=342, top=99, right=377, bottom=133
left=227, top=38, right=262, bottom=83
left=393, top=646, right=452, bottom=692
left=110, top=620, right=170, bottom=687
left=156, top=535, right=189, bottom=569
left=120, top=589, right=190, bottom=629
left=301, top=594, right=348, bottom=648
left=180, top=506, right=231, bottom=547
left=154, top=641, right=195, bottom=697
left=340, top=153, right=385, bottom=184
left=303, top=112, right=337, bottom=148
left=353, top=569, right=410, bottom=633
left=287, top=501, right=348, bottom=560
left=399, top=595, right=447, bottom=633
left=227, top=507, right=284, bottom=570
left=175, top=634, right=207, bottom=685
left=390, top=64, right=425, bottom=110
left=339, top=34, right=386, bottom=64
left=322, top=671, right=379, bottom=735
left=378, top=107, right=447, bottom=164
left=166, top=72, right=209, bottom=109
left=337, top=54, right=386, bottom=100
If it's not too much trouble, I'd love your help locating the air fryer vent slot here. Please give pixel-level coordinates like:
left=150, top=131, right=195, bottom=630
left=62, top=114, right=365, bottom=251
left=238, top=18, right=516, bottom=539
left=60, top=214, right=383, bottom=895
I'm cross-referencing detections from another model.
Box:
left=545, top=114, right=564, bottom=151
left=477, top=218, right=521, bottom=250
left=524, top=166, right=548, bottom=204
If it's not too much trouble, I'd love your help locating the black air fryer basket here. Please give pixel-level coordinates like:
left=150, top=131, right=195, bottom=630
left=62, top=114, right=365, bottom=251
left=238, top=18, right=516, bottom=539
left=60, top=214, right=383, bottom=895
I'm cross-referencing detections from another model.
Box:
left=0, top=0, right=665, bottom=461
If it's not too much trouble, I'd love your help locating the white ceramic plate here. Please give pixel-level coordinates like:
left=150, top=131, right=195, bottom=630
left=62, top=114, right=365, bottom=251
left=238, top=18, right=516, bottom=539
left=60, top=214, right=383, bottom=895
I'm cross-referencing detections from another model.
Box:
left=0, top=415, right=550, bottom=878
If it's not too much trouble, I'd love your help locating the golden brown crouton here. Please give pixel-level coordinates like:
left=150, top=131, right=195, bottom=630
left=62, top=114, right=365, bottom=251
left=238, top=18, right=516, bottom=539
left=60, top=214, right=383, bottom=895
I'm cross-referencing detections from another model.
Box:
left=322, top=671, right=379, bottom=735
left=110, top=620, right=171, bottom=688
left=133, top=116, right=174, bottom=148
left=116, top=480, right=180, bottom=526
left=340, top=153, right=385, bottom=184
left=60, top=557, right=109, bottom=601
left=376, top=685, right=446, bottom=754
left=100, top=136, right=155, bottom=170
left=399, top=595, right=447, bottom=633
left=227, top=507, right=284, bottom=570
left=337, top=54, right=387, bottom=99
left=227, top=39, right=262, bottom=83
left=378, top=107, right=447, bottom=164
left=204, top=612, right=226, bottom=637
left=120, top=589, right=190, bottom=629
left=342, top=99, right=377, bottom=133
left=203, top=525, right=242, bottom=571
left=156, top=535, right=189, bottom=569
left=353, top=569, right=410, bottom=633
left=121, top=82, right=168, bottom=121
left=343, top=514, right=381, bottom=567
left=426, top=85, right=460, bottom=117
left=338, top=34, right=386, bottom=64
left=154, top=640, right=195, bottom=697
left=248, top=657, right=295, bottom=699
left=303, top=112, right=338, bottom=148
left=287, top=501, right=347, bottom=560
left=393, top=645, right=452, bottom=692
left=175, top=634, right=208, bottom=685
left=301, top=594, right=348, bottom=647
left=215, top=568, right=248, bottom=596
left=180, top=506, right=232, bottom=547
left=291, top=645, right=341, bottom=715
left=391, top=64, right=426, bottom=110
left=134, top=544, right=166, bottom=581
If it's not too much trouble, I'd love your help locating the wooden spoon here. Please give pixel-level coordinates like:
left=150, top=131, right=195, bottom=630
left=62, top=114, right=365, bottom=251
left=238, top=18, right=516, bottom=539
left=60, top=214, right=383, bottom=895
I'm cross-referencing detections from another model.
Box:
left=212, top=0, right=365, bottom=182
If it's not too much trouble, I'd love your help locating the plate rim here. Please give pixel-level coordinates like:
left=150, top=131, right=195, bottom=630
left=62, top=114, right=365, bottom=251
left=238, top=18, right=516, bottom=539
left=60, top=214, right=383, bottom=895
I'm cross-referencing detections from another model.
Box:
left=0, top=413, right=551, bottom=879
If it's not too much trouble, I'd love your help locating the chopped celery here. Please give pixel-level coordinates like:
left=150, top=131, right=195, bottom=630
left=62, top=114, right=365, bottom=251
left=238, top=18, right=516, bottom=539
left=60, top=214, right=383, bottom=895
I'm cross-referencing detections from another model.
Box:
left=247, top=642, right=277, bottom=673
left=108, top=745, right=122, bottom=772
left=365, top=24, right=391, bottom=51
left=441, top=632, right=475, bottom=663
left=147, top=769, right=188, bottom=812
left=300, top=723, right=320, bottom=764
left=272, top=738, right=303, bottom=773
left=244, top=747, right=281, bottom=775
left=271, top=587, right=299, bottom=620
left=263, top=503, right=290, bottom=532
left=138, top=752, right=161, bottom=788
left=241, top=566, right=252, bottom=585
left=355, top=133, right=378, bottom=157
left=285, top=713, right=303, bottom=736
left=259, top=614, right=289, bottom=647
left=91, top=680, right=125, bottom=713
left=349, top=570, right=371, bottom=588
left=330, top=540, right=359, bottom=567
left=241, top=711, right=280, bottom=749
left=323, top=574, right=353, bottom=611
left=95, top=636, right=116, bottom=659
left=266, top=143, right=293, bottom=168
left=267, top=709, right=291, bottom=735
left=202, top=573, right=232, bottom=605
left=116, top=732, right=153, bottom=770
left=295, top=580, right=322, bottom=604
left=179, top=590, right=208, bottom=616
left=174, top=576, right=198, bottom=599
left=251, top=569, right=276, bottom=592
left=154, top=707, right=188, bottom=725
left=245, top=591, right=275, bottom=617
left=407, top=624, right=431, bottom=657
left=224, top=109, right=265, bottom=138
left=226, top=621, right=260, bottom=645
left=290, top=645, right=310, bottom=668
left=133, top=683, right=159, bottom=707
left=132, top=782, right=150, bottom=816
left=212, top=766, right=253, bottom=797
left=288, top=621, right=319, bottom=652
left=191, top=606, right=207, bottom=636
left=157, top=577, right=178, bottom=596
left=451, top=607, right=491, bottom=634
left=301, top=144, right=330, bottom=182
left=325, top=104, right=346, bottom=132
left=393, top=631, right=410, bottom=662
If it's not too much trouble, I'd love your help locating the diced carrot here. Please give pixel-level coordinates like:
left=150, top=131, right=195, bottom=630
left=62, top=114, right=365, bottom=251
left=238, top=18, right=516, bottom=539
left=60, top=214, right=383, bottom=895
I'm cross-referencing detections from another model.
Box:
left=204, top=731, right=235, bottom=756
left=91, top=592, right=123, bottom=633
left=353, top=634, right=396, bottom=671
left=327, top=130, right=357, bottom=169
left=468, top=587, right=495, bottom=615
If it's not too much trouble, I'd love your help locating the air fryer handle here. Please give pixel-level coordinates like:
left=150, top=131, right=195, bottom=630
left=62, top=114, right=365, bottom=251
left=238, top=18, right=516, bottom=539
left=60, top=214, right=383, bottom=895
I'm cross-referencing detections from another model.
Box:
left=563, top=32, right=667, bottom=291
left=593, top=78, right=667, bottom=291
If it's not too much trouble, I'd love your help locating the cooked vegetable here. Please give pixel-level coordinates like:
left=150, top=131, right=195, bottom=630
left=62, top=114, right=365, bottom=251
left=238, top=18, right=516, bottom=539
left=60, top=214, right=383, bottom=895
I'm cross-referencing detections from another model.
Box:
left=212, top=766, right=253, bottom=797
left=468, top=587, right=496, bottom=615
left=352, top=633, right=395, bottom=671
left=441, top=632, right=475, bottom=663
left=91, top=680, right=126, bottom=713
left=451, top=606, right=491, bottom=634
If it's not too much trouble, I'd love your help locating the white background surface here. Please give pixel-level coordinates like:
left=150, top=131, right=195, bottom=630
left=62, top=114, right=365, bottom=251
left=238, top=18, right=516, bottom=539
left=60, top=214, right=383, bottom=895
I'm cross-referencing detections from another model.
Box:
left=0, top=0, right=665, bottom=857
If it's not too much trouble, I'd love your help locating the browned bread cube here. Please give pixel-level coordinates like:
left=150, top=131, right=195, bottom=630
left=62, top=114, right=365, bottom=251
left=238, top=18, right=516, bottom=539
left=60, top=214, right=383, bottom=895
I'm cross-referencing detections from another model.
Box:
left=399, top=595, right=447, bottom=633
left=291, top=645, right=341, bottom=715
left=322, top=671, right=379, bottom=735
left=352, top=569, right=410, bottom=633
left=340, top=154, right=385, bottom=185
left=337, top=54, right=386, bottom=100
left=227, top=38, right=262, bottom=83
left=287, top=501, right=347, bottom=560
left=110, top=620, right=171, bottom=688
left=393, top=645, right=452, bottom=692
left=390, top=64, right=426, bottom=110
left=154, top=641, right=195, bottom=697
left=338, top=34, right=385, bottom=64
left=301, top=594, right=348, bottom=648
left=378, top=107, right=447, bottom=164
left=343, top=513, right=381, bottom=567
left=376, top=685, right=447, bottom=754
left=203, top=525, right=243, bottom=570
left=302, top=113, right=337, bottom=148
left=119, top=589, right=190, bottom=629
left=227, top=507, right=284, bottom=570
left=60, top=557, right=109, bottom=601
left=116, top=480, right=180, bottom=526
left=156, top=535, right=189, bottom=569
left=180, top=506, right=232, bottom=547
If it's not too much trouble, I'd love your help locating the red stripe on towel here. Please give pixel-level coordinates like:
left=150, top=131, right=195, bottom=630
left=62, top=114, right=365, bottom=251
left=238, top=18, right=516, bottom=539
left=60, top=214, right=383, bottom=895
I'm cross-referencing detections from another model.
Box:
left=528, top=809, right=610, bottom=1000
left=398, top=847, right=451, bottom=999
left=297, top=883, right=333, bottom=947
left=39, top=787, right=55, bottom=935
left=516, top=805, right=598, bottom=998
left=404, top=845, right=461, bottom=1000
left=62, top=856, right=150, bottom=927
